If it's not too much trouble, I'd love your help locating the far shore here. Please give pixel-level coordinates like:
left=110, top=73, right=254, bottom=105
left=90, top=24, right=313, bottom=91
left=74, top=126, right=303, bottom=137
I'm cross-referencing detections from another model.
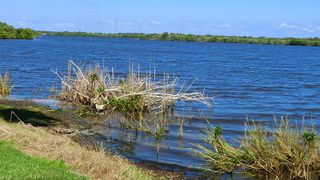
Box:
left=40, top=31, right=320, bottom=46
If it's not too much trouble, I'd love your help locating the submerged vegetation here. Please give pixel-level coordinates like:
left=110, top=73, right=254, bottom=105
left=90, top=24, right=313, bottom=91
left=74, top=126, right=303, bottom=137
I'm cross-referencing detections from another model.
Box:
left=54, top=61, right=212, bottom=115
left=0, top=72, right=11, bottom=96
left=42, top=31, right=320, bottom=46
left=0, top=22, right=39, bottom=39
left=195, top=118, right=320, bottom=179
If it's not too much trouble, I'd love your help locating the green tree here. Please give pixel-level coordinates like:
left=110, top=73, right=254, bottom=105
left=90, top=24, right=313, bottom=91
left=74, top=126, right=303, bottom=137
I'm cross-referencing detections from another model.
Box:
left=0, top=22, right=17, bottom=39
left=160, top=32, right=169, bottom=40
left=0, top=22, right=38, bottom=39
left=16, top=28, right=35, bottom=39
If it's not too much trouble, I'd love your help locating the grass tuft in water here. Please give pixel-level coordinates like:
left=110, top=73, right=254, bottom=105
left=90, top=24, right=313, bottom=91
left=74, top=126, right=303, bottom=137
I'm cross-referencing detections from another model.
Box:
left=195, top=126, right=242, bottom=173
left=0, top=72, right=11, bottom=96
left=194, top=118, right=320, bottom=179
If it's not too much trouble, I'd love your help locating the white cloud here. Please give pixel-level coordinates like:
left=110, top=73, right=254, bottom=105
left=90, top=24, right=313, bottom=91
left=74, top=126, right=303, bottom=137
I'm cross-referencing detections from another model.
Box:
left=276, top=22, right=320, bottom=35
left=15, top=17, right=28, bottom=27
left=309, top=25, right=320, bottom=31
left=150, top=21, right=163, bottom=25
left=101, top=19, right=120, bottom=27
left=217, top=23, right=232, bottom=28
left=16, top=21, right=27, bottom=27
left=278, top=22, right=298, bottom=29
left=124, top=22, right=136, bottom=26
left=301, top=27, right=316, bottom=33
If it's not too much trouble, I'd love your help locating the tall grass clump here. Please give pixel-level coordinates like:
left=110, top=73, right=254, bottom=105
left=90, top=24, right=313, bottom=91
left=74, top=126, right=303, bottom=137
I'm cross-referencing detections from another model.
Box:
left=53, top=61, right=212, bottom=115
left=195, top=118, right=320, bottom=179
left=0, top=72, right=11, bottom=96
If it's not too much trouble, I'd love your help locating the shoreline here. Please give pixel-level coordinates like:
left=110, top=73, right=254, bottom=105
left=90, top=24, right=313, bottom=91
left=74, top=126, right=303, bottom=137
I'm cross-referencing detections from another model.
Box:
left=40, top=31, right=320, bottom=47
left=0, top=98, right=182, bottom=179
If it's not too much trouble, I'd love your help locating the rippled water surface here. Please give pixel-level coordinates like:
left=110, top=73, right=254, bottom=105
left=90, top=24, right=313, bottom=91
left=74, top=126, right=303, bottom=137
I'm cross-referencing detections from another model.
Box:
left=1, top=36, right=320, bottom=175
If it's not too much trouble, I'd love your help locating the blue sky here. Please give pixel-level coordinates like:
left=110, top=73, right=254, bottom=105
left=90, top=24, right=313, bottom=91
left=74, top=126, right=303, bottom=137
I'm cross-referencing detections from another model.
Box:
left=1, top=0, right=320, bottom=37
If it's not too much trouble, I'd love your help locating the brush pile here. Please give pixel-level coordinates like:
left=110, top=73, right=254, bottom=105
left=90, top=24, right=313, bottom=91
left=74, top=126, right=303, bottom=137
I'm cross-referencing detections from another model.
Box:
left=53, top=61, right=212, bottom=114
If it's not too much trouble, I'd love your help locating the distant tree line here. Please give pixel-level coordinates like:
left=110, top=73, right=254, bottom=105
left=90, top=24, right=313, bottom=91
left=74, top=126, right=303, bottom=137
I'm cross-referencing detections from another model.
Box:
left=41, top=31, right=320, bottom=46
left=0, top=22, right=39, bottom=39
left=1, top=21, right=318, bottom=46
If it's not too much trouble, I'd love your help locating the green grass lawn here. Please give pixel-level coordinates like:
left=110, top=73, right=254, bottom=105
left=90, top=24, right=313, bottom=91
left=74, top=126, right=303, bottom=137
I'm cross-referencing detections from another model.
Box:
left=0, top=141, right=86, bottom=179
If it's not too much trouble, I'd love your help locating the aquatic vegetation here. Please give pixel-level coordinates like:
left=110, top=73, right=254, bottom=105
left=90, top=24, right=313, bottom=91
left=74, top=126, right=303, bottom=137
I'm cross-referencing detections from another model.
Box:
left=142, top=125, right=168, bottom=142
left=195, top=126, right=241, bottom=173
left=194, top=118, right=320, bottom=179
left=105, top=95, right=144, bottom=113
left=179, top=117, right=184, bottom=139
left=0, top=72, right=11, bottom=96
left=54, top=60, right=212, bottom=116
left=74, top=106, right=93, bottom=118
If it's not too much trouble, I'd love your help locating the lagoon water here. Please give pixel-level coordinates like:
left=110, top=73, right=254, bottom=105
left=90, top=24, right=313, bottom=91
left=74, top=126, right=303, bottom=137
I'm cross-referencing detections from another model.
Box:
left=1, top=36, right=320, bottom=175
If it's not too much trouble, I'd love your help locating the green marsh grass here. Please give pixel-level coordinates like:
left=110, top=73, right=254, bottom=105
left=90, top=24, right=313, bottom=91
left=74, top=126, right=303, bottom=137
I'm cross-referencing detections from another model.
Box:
left=195, top=118, right=320, bottom=179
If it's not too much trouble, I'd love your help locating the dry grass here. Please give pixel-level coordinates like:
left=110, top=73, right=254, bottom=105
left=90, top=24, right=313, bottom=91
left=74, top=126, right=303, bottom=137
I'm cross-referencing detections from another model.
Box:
left=0, top=119, right=155, bottom=180
left=0, top=72, right=11, bottom=96
left=53, top=61, right=212, bottom=115
left=194, top=118, right=320, bottom=179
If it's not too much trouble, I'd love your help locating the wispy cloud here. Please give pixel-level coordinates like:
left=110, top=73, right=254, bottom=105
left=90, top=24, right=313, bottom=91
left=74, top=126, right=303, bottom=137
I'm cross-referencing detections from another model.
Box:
left=217, top=23, right=232, bottom=28
left=150, top=21, right=163, bottom=25
left=277, top=22, right=320, bottom=34
left=301, top=27, right=316, bottom=33
left=278, top=22, right=298, bottom=29
left=124, top=22, right=136, bottom=26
